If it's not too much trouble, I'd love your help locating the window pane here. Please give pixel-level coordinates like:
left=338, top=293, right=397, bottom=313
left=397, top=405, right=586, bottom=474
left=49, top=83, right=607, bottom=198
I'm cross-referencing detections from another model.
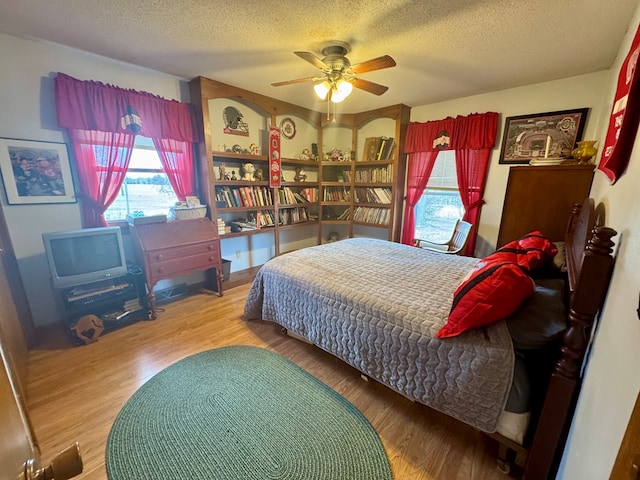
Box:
left=414, top=150, right=464, bottom=243
left=414, top=190, right=464, bottom=243
left=104, top=148, right=179, bottom=221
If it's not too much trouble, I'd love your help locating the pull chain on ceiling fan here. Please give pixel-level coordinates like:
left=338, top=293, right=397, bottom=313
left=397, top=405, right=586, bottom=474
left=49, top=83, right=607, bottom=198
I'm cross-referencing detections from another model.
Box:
left=271, top=41, right=396, bottom=108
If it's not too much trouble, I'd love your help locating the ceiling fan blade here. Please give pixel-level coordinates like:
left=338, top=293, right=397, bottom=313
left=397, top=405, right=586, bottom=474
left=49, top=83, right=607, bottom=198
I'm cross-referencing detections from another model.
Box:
left=351, top=78, right=389, bottom=96
left=349, top=55, right=396, bottom=74
left=271, top=77, right=317, bottom=87
left=294, top=51, right=330, bottom=70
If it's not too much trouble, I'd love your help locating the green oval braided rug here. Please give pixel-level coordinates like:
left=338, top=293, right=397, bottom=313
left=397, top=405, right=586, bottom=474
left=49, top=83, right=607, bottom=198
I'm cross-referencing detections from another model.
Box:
left=106, top=345, right=392, bottom=480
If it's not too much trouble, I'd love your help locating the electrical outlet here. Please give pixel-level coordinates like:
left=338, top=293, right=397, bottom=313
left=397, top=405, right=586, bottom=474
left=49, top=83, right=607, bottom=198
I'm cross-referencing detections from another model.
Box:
left=235, top=250, right=241, bottom=259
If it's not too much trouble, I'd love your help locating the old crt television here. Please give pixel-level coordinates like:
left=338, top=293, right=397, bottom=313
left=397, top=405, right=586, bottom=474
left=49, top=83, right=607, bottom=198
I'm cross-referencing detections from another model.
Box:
left=42, top=226, right=128, bottom=289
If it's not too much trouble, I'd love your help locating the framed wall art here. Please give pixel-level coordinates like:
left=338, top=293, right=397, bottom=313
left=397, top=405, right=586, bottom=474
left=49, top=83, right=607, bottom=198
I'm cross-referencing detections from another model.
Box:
left=0, top=138, right=76, bottom=204
left=498, top=108, right=589, bottom=164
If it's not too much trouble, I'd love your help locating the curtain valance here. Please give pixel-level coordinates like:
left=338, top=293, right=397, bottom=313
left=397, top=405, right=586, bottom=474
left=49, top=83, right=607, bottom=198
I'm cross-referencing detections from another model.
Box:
left=405, top=112, right=498, bottom=153
left=54, top=73, right=198, bottom=142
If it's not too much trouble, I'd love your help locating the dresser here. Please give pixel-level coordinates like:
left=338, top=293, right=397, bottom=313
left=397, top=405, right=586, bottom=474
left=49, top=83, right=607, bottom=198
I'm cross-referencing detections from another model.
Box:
left=131, top=218, right=223, bottom=319
left=497, top=164, right=595, bottom=248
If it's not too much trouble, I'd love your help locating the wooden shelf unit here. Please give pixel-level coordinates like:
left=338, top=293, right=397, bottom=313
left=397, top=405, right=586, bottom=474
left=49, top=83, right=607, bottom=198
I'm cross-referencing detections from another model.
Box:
left=317, top=105, right=410, bottom=243
left=189, top=76, right=410, bottom=278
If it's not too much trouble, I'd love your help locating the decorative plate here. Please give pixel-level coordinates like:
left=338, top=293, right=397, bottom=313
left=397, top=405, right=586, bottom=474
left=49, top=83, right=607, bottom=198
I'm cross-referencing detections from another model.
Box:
left=280, top=117, right=296, bottom=140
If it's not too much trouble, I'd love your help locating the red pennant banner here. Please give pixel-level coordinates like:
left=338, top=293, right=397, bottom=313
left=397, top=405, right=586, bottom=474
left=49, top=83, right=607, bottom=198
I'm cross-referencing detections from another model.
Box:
left=269, top=126, right=282, bottom=188
left=598, top=24, right=640, bottom=184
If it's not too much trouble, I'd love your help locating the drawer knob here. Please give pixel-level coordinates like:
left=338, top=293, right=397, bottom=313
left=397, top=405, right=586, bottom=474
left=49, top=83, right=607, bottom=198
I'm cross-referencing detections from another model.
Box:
left=208, top=256, right=215, bottom=262
left=155, top=254, right=163, bottom=261
left=207, top=245, right=214, bottom=251
left=158, top=267, right=165, bottom=273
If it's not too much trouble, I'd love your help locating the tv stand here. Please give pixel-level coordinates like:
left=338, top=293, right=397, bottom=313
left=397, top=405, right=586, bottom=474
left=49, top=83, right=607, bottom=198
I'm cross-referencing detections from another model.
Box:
left=60, top=266, right=149, bottom=344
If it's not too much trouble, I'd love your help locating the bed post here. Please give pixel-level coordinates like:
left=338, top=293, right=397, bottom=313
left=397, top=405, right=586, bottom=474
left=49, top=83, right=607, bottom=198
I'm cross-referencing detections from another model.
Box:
left=523, top=226, right=616, bottom=479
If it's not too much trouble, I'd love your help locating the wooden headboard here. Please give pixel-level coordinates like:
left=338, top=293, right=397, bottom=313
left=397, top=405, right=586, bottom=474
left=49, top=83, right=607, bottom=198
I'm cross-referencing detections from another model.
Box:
left=523, top=198, right=617, bottom=479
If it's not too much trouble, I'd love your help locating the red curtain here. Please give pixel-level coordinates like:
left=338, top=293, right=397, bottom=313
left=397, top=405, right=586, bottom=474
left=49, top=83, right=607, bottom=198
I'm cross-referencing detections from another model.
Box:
left=68, top=130, right=135, bottom=227
left=54, top=73, right=199, bottom=226
left=55, top=73, right=198, bottom=142
left=455, top=148, right=491, bottom=255
left=152, top=139, right=196, bottom=201
left=402, top=112, right=498, bottom=253
left=401, top=151, right=439, bottom=244
left=452, top=112, right=497, bottom=255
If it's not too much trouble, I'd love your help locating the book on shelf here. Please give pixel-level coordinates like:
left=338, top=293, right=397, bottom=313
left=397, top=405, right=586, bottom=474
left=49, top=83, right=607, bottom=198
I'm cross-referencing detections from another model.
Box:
left=362, top=136, right=395, bottom=162
left=232, top=189, right=242, bottom=207
left=375, top=137, right=388, bottom=161
left=293, top=192, right=309, bottom=203
left=362, top=137, right=381, bottom=162
left=300, top=187, right=317, bottom=202
left=380, top=137, right=394, bottom=161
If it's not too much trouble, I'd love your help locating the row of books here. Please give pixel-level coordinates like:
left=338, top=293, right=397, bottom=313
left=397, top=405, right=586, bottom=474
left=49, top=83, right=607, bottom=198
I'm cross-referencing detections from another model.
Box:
left=257, top=207, right=312, bottom=227
left=298, top=187, right=318, bottom=202
left=216, top=218, right=227, bottom=235
left=216, top=185, right=319, bottom=209
left=279, top=186, right=318, bottom=205
left=216, top=186, right=273, bottom=208
left=354, top=187, right=392, bottom=204
left=361, top=136, right=395, bottom=162
left=353, top=206, right=390, bottom=225
left=323, top=186, right=351, bottom=202
left=354, top=165, right=393, bottom=183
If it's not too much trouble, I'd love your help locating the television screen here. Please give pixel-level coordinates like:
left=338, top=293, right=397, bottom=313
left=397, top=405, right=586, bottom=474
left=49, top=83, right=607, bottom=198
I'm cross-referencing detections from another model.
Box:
left=43, top=226, right=128, bottom=289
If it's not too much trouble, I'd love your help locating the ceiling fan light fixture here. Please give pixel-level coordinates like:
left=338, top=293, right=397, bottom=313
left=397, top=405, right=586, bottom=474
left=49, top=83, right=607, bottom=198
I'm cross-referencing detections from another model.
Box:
left=336, top=78, right=353, bottom=99
left=314, top=81, right=330, bottom=100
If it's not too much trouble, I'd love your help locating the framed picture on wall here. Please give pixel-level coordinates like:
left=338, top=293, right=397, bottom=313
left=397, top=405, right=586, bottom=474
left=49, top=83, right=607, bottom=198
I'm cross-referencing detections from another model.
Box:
left=0, top=138, right=76, bottom=204
left=498, top=108, right=589, bottom=164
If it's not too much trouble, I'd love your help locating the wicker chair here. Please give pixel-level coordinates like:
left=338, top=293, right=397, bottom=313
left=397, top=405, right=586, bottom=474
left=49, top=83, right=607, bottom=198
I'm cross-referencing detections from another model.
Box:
left=414, top=220, right=472, bottom=255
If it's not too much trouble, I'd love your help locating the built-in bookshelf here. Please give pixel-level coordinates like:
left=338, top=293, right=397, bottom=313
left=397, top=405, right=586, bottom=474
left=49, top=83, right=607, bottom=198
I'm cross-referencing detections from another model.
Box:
left=190, top=76, right=410, bottom=278
left=317, top=103, right=410, bottom=243
left=211, top=152, right=320, bottom=239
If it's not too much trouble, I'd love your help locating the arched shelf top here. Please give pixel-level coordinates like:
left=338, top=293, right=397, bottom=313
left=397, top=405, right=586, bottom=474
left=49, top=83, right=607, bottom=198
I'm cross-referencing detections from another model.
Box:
left=191, top=76, right=323, bottom=128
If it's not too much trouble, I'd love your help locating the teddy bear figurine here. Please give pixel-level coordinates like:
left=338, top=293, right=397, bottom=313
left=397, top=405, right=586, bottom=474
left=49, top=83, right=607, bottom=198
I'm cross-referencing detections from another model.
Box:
left=294, top=167, right=307, bottom=182
left=254, top=168, right=263, bottom=181
left=241, top=162, right=256, bottom=181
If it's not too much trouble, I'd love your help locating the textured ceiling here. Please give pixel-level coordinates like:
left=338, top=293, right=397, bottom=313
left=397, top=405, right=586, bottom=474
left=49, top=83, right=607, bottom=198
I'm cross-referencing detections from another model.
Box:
left=0, top=0, right=637, bottom=113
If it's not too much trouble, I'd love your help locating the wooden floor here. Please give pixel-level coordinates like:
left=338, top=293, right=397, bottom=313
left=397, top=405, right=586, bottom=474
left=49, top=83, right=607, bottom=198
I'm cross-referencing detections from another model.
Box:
left=26, top=284, right=519, bottom=480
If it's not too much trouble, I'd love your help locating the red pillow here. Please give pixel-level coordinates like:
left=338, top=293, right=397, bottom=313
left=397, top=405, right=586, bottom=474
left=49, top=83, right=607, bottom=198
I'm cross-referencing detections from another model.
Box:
left=437, top=259, right=535, bottom=339
left=489, top=231, right=558, bottom=272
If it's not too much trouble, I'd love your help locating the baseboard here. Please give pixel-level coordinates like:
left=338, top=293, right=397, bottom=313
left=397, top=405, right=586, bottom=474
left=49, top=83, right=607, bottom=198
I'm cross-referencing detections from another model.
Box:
left=224, top=265, right=262, bottom=290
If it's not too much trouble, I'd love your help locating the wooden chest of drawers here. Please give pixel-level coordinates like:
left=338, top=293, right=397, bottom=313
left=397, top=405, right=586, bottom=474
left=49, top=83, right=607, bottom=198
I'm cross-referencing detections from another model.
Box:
left=131, top=218, right=223, bottom=318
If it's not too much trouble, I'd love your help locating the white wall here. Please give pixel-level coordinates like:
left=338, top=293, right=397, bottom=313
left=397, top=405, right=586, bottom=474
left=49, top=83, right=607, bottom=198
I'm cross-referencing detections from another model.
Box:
left=558, top=10, right=640, bottom=479
left=0, top=33, right=187, bottom=327
left=410, top=71, right=610, bottom=258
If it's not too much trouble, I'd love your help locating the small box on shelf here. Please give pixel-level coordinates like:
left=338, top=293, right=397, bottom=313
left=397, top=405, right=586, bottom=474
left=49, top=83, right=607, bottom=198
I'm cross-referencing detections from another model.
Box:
left=169, top=205, right=207, bottom=220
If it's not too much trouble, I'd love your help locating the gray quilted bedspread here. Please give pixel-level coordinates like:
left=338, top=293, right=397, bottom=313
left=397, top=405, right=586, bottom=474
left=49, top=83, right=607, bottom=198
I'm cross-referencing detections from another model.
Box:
left=244, top=237, right=515, bottom=432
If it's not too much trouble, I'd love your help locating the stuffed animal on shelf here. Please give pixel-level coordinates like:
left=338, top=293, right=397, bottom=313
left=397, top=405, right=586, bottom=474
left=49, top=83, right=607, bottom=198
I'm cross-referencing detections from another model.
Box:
left=294, top=167, right=307, bottom=182
left=71, top=314, right=104, bottom=344
left=254, top=168, right=263, bottom=181
left=242, top=162, right=256, bottom=181
left=218, top=163, right=227, bottom=181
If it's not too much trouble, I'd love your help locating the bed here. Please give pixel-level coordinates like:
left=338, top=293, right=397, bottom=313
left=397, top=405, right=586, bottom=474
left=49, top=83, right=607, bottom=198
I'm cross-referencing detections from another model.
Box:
left=243, top=198, right=616, bottom=478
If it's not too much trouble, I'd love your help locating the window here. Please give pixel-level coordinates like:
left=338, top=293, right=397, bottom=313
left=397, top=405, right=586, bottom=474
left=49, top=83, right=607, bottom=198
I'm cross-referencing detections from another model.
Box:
left=414, top=150, right=464, bottom=243
left=104, top=139, right=179, bottom=222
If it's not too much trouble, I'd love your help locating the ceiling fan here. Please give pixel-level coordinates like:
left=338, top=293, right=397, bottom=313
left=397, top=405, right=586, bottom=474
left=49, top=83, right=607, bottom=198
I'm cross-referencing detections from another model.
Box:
left=271, top=41, right=396, bottom=103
